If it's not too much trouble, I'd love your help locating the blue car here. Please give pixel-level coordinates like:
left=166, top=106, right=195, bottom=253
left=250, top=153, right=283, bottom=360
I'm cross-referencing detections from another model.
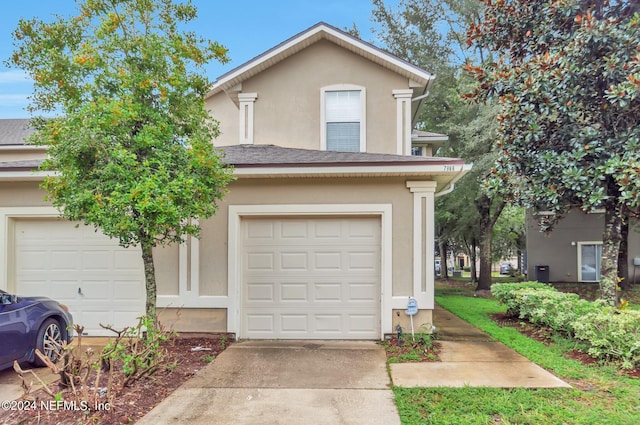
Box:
left=0, top=289, right=73, bottom=370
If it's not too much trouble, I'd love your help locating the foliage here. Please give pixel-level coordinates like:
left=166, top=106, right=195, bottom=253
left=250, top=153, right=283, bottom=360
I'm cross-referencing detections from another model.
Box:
left=512, top=288, right=603, bottom=335
left=101, top=316, right=175, bottom=388
left=371, top=1, right=513, bottom=290
left=380, top=332, right=437, bottom=364
left=490, top=282, right=640, bottom=368
left=465, top=0, right=640, bottom=305
left=573, top=307, right=640, bottom=369
left=491, top=205, right=526, bottom=262
left=13, top=324, right=115, bottom=411
left=491, top=281, right=553, bottom=314
left=8, top=0, right=234, bottom=321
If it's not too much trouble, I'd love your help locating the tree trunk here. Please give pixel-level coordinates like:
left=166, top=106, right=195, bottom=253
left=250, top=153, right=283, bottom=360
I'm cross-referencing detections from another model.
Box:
left=141, top=237, right=157, bottom=323
left=439, top=239, right=448, bottom=279
left=618, top=212, right=630, bottom=290
left=470, top=239, right=478, bottom=283
left=475, top=193, right=506, bottom=291
left=601, top=198, right=625, bottom=307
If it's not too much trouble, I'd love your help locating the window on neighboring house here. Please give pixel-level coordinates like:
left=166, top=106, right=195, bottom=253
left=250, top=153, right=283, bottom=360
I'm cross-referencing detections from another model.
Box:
left=322, top=86, right=365, bottom=152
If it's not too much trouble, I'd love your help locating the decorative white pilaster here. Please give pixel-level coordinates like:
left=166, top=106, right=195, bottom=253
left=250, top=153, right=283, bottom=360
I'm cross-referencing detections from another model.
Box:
left=238, top=93, right=258, bottom=144
left=393, top=89, right=413, bottom=155
left=406, top=181, right=438, bottom=309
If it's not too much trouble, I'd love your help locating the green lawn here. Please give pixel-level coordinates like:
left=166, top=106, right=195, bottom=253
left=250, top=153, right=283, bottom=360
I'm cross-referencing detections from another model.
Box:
left=392, top=290, right=640, bottom=425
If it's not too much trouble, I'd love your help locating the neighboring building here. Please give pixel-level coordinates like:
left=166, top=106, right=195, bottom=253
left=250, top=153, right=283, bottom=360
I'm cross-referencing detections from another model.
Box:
left=0, top=23, right=470, bottom=339
left=526, top=210, right=640, bottom=284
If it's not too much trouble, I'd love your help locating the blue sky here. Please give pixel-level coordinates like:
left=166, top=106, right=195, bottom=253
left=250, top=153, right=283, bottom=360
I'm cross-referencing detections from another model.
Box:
left=0, top=0, right=390, bottom=118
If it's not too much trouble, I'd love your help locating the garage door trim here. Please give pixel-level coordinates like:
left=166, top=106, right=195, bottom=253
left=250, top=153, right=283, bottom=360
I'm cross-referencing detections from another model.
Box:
left=228, top=204, right=393, bottom=339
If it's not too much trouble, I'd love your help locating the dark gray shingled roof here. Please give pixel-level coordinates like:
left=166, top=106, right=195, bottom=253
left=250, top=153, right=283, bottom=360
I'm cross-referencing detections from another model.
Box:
left=217, top=144, right=463, bottom=167
left=0, top=119, right=34, bottom=146
left=0, top=144, right=463, bottom=172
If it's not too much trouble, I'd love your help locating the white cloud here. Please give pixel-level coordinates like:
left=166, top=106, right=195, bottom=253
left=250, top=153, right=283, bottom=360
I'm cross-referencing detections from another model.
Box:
left=0, top=70, right=31, bottom=84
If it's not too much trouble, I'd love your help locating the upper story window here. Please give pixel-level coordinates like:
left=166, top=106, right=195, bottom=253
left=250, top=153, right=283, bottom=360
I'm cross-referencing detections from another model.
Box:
left=321, top=85, right=366, bottom=152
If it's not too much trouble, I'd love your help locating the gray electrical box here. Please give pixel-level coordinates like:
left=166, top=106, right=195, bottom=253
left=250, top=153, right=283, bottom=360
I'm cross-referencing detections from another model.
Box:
left=634, top=257, right=640, bottom=266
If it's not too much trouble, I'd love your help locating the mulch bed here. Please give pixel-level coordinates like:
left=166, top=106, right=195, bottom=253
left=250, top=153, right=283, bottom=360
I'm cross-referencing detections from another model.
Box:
left=0, top=336, right=230, bottom=425
left=381, top=336, right=441, bottom=362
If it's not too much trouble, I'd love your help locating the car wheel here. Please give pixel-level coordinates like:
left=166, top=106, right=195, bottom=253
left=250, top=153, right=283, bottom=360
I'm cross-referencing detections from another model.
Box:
left=34, top=318, right=63, bottom=366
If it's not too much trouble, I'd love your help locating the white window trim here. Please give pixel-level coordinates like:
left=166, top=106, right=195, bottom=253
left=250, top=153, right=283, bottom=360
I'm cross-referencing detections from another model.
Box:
left=320, top=84, right=366, bottom=152
left=577, top=241, right=602, bottom=283
left=228, top=204, right=392, bottom=339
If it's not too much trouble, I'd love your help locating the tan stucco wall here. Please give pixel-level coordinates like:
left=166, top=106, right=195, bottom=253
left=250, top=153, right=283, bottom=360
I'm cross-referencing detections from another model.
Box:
left=158, top=308, right=226, bottom=333
left=198, top=176, right=418, bottom=297
left=392, top=309, right=434, bottom=335
left=207, top=39, right=408, bottom=154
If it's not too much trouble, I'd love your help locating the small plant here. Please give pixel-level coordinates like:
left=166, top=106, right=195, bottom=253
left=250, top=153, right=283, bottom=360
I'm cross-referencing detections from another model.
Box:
left=380, top=332, right=438, bottom=363
left=101, top=316, right=176, bottom=388
left=220, top=335, right=228, bottom=350
left=201, top=354, right=215, bottom=363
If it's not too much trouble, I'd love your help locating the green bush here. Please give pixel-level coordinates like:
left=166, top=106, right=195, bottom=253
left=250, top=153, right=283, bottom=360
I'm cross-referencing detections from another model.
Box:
left=491, top=282, right=640, bottom=369
left=491, top=282, right=554, bottom=315
left=514, top=289, right=601, bottom=335
left=573, top=307, right=640, bottom=369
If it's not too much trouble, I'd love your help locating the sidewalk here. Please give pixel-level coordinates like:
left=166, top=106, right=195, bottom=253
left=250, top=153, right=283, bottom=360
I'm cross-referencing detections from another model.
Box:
left=389, top=305, right=571, bottom=388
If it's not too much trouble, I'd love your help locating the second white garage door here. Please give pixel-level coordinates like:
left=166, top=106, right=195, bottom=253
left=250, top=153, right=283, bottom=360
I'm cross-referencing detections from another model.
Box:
left=13, top=218, right=145, bottom=336
left=241, top=217, right=381, bottom=339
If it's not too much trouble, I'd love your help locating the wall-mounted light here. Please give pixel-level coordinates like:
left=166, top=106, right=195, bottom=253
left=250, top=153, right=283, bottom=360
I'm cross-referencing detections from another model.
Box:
left=571, top=241, right=576, bottom=246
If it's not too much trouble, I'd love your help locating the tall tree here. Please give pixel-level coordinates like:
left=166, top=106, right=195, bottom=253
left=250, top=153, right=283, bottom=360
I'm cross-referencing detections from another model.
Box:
left=9, top=0, right=234, bottom=322
left=371, top=0, right=510, bottom=291
left=466, top=0, right=640, bottom=305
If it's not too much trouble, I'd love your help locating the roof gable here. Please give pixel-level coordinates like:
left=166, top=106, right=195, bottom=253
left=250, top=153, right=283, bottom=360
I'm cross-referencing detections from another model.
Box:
left=207, top=22, right=435, bottom=98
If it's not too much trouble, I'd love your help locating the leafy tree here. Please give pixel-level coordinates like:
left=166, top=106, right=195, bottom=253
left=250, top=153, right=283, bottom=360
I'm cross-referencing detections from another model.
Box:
left=465, top=0, right=640, bottom=305
left=492, top=205, right=526, bottom=271
left=8, top=0, right=234, bottom=321
left=371, top=0, right=512, bottom=291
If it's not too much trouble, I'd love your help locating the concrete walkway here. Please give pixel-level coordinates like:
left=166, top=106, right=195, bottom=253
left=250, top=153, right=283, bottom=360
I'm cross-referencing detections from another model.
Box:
left=390, top=305, right=572, bottom=388
left=136, top=340, right=400, bottom=425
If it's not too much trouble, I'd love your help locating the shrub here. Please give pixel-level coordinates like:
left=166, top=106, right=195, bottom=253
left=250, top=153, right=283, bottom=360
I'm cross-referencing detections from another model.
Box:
left=513, top=289, right=601, bottom=335
left=491, top=282, right=554, bottom=315
left=573, top=307, right=640, bottom=369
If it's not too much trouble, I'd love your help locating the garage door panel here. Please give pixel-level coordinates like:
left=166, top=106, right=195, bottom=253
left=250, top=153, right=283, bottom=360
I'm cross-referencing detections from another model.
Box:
left=280, top=283, right=308, bottom=301
left=246, top=252, right=275, bottom=271
left=242, top=217, right=380, bottom=339
left=280, top=252, right=308, bottom=270
left=247, top=282, right=275, bottom=302
left=281, top=221, right=308, bottom=238
left=280, top=314, right=308, bottom=332
left=246, top=314, right=275, bottom=333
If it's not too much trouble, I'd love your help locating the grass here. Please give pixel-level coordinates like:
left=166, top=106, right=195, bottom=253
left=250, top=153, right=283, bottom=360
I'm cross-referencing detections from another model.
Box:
left=392, top=287, right=640, bottom=425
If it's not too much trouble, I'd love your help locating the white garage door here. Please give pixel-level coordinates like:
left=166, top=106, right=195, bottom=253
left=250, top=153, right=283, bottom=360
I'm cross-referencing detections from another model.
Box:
left=242, top=217, right=381, bottom=339
left=14, top=218, right=145, bottom=336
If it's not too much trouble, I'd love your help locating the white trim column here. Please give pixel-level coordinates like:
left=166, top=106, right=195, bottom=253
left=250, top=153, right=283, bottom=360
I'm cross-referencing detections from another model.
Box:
left=406, top=181, right=437, bottom=309
left=393, top=89, right=413, bottom=155
left=238, top=92, right=258, bottom=145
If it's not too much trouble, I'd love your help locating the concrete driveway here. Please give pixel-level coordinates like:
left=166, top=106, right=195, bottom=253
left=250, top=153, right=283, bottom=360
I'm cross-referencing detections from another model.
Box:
left=136, top=340, right=400, bottom=425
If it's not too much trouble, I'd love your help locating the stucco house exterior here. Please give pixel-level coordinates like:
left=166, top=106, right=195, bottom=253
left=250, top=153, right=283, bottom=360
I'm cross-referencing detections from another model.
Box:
left=527, top=210, right=640, bottom=284
left=0, top=22, right=469, bottom=339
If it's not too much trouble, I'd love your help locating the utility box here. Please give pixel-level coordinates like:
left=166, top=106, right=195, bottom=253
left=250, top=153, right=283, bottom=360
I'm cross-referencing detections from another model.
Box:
left=535, top=265, right=550, bottom=283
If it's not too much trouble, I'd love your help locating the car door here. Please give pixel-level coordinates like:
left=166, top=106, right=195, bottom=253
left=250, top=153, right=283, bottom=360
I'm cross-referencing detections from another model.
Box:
left=0, top=298, right=31, bottom=367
